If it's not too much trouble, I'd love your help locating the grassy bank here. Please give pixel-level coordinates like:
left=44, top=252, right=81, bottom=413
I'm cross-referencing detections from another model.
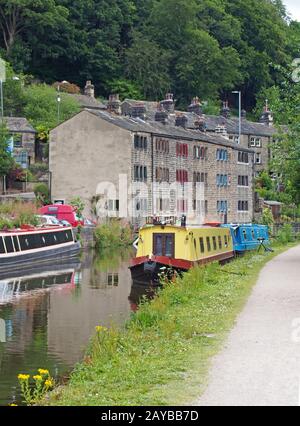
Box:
left=45, top=242, right=297, bottom=406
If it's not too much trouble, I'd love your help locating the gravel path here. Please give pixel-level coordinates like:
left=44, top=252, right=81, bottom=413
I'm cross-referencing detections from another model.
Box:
left=196, top=245, right=300, bottom=406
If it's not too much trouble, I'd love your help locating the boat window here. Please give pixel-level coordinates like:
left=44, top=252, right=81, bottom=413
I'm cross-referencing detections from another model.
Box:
left=224, top=235, right=228, bottom=247
left=194, top=239, right=197, bottom=253
left=206, top=237, right=211, bottom=252
left=252, top=230, right=255, bottom=239
left=13, top=236, right=20, bottom=252
left=218, top=236, right=222, bottom=250
left=243, top=230, right=247, bottom=240
left=153, top=234, right=175, bottom=258
left=0, top=237, right=5, bottom=254
left=212, top=237, right=217, bottom=251
left=199, top=238, right=205, bottom=253
left=4, top=236, right=14, bottom=253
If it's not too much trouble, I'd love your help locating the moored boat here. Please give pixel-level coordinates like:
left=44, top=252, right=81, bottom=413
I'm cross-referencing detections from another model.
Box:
left=0, top=226, right=81, bottom=274
left=221, top=224, right=270, bottom=253
left=130, top=224, right=234, bottom=281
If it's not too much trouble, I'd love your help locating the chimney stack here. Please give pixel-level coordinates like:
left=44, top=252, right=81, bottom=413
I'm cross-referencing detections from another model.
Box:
left=160, top=93, right=175, bottom=113
left=155, top=103, right=168, bottom=124
left=175, top=114, right=188, bottom=129
left=188, top=97, right=202, bottom=116
left=259, top=99, right=274, bottom=126
left=107, top=94, right=121, bottom=115
left=221, top=101, right=230, bottom=119
left=130, top=102, right=146, bottom=120
left=194, top=117, right=206, bottom=132
left=84, top=80, right=95, bottom=98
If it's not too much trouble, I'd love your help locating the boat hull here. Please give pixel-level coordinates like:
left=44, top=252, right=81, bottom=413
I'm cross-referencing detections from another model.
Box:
left=130, top=251, right=234, bottom=282
left=0, top=242, right=81, bottom=275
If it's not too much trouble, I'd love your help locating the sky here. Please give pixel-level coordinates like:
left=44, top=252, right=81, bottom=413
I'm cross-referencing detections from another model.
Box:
left=283, top=0, right=300, bottom=21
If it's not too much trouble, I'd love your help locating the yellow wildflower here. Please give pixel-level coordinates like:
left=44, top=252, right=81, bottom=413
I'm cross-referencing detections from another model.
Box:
left=18, top=374, right=30, bottom=381
left=38, top=369, right=49, bottom=376
left=45, top=379, right=54, bottom=388
left=95, top=326, right=108, bottom=333
left=33, top=375, right=43, bottom=381
left=9, top=404, right=18, bottom=406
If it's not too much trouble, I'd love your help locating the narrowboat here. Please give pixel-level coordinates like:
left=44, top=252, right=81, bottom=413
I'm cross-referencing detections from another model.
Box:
left=0, top=226, right=81, bottom=274
left=130, top=224, right=234, bottom=281
left=221, top=224, right=270, bottom=253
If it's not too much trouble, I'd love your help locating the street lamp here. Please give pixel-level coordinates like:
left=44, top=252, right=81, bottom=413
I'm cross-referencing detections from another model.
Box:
left=232, top=91, right=242, bottom=145
left=57, top=85, right=61, bottom=123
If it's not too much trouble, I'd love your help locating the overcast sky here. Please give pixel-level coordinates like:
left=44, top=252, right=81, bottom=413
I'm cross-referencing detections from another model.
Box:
left=283, top=0, right=300, bottom=21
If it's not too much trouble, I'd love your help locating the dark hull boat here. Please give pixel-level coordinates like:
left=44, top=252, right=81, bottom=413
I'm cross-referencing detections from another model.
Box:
left=0, top=227, right=81, bottom=275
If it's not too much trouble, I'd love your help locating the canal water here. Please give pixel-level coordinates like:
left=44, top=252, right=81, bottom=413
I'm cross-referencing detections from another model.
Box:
left=0, top=249, right=155, bottom=406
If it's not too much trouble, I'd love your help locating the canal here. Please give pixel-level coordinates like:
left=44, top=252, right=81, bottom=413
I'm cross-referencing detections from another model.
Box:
left=0, top=249, right=155, bottom=406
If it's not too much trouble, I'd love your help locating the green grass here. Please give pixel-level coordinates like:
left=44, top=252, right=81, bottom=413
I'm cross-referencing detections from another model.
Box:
left=45, top=242, right=298, bottom=406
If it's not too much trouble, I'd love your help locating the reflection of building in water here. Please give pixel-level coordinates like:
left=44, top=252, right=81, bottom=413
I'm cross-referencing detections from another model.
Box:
left=47, top=253, right=132, bottom=366
left=0, top=318, right=5, bottom=343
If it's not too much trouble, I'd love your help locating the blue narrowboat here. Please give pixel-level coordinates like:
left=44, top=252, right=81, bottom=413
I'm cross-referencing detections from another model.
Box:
left=221, top=224, right=270, bottom=253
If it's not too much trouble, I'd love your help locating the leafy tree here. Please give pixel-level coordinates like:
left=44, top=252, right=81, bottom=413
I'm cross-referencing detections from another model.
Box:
left=0, top=59, right=26, bottom=116
left=106, top=78, right=142, bottom=100
left=0, top=122, right=14, bottom=178
left=23, top=84, right=80, bottom=130
left=125, top=34, right=171, bottom=99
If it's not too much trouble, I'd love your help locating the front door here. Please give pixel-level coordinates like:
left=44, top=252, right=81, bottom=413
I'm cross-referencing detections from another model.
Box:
left=153, top=233, right=175, bottom=258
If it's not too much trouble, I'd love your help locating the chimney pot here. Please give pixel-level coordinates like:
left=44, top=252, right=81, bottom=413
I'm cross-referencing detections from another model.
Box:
left=84, top=80, right=95, bottom=98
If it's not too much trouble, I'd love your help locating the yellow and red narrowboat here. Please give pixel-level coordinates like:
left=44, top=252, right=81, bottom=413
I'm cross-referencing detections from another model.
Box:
left=130, top=224, right=234, bottom=281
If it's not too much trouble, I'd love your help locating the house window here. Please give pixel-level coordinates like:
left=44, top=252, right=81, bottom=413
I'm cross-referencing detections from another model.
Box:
left=217, top=175, right=228, bottom=187
left=176, top=169, right=188, bottom=183
left=216, top=149, right=228, bottom=161
left=13, top=134, right=22, bottom=148
left=238, top=201, right=249, bottom=212
left=255, top=153, right=262, bottom=164
left=217, top=200, right=228, bottom=213
left=176, top=143, right=188, bottom=158
left=238, top=151, right=249, bottom=164
left=238, top=176, right=249, bottom=187
left=156, top=139, right=169, bottom=154
left=134, top=165, right=147, bottom=182
left=156, top=168, right=169, bottom=183
left=134, top=135, right=148, bottom=150
left=250, top=137, right=262, bottom=148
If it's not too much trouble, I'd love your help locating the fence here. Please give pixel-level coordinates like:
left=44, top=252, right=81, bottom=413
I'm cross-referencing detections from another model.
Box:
left=272, top=223, right=300, bottom=237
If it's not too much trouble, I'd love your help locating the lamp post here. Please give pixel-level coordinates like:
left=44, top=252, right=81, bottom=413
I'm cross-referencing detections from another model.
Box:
left=232, top=91, right=242, bottom=145
left=57, top=85, right=61, bottom=123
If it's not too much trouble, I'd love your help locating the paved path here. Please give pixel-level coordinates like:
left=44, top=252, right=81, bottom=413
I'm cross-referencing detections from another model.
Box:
left=196, top=245, right=300, bottom=406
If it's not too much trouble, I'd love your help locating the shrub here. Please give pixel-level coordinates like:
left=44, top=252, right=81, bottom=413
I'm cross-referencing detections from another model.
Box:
left=94, top=220, right=133, bottom=250
left=276, top=224, right=293, bottom=244
left=34, top=183, right=50, bottom=205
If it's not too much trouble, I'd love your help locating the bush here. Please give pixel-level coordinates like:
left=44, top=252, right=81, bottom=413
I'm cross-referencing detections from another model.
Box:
left=94, top=220, right=133, bottom=250
left=276, top=224, right=293, bottom=244
left=34, top=183, right=50, bottom=205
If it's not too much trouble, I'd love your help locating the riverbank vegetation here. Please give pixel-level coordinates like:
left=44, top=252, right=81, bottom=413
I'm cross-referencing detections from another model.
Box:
left=94, top=220, right=134, bottom=251
left=0, top=201, right=38, bottom=230
left=44, top=241, right=298, bottom=406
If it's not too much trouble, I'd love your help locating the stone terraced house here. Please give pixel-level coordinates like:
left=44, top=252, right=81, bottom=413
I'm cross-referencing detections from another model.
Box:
left=49, top=94, right=261, bottom=227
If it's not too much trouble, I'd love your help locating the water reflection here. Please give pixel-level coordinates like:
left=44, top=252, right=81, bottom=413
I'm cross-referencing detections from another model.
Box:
left=0, top=247, right=155, bottom=406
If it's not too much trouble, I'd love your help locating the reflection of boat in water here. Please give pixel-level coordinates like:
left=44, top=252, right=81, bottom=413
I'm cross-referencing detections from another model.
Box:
left=0, top=226, right=81, bottom=275
left=0, top=260, right=81, bottom=305
left=129, top=279, right=158, bottom=312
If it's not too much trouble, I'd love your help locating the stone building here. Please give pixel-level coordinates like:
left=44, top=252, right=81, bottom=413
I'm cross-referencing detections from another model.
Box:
left=5, top=117, right=37, bottom=168
left=49, top=94, right=255, bottom=226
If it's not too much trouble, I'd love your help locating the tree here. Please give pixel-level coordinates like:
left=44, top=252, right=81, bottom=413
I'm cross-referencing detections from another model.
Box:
left=0, top=0, right=69, bottom=64
left=125, top=34, right=171, bottom=99
left=23, top=84, right=80, bottom=130
left=0, top=122, right=14, bottom=178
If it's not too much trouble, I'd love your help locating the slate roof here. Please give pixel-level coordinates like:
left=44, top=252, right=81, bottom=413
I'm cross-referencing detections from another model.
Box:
left=86, top=109, right=254, bottom=153
left=68, top=94, right=107, bottom=110
left=5, top=117, right=36, bottom=134
left=121, top=99, right=277, bottom=137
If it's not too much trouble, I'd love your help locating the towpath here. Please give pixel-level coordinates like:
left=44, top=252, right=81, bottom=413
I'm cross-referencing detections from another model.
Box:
left=196, top=245, right=300, bottom=406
